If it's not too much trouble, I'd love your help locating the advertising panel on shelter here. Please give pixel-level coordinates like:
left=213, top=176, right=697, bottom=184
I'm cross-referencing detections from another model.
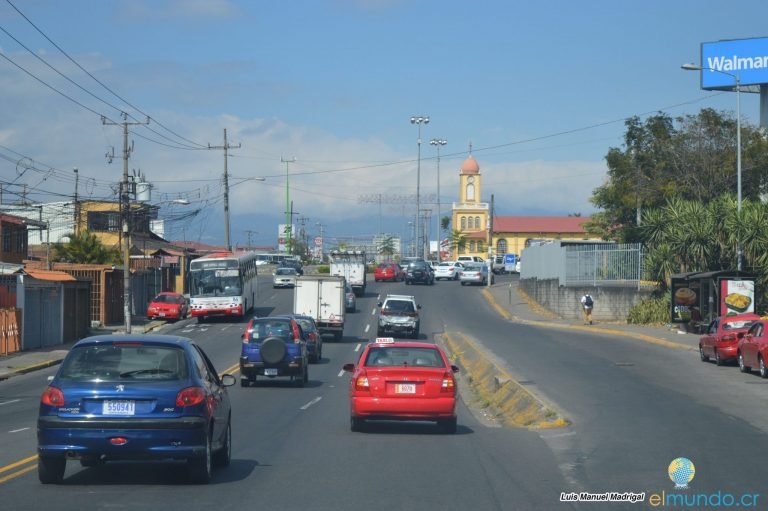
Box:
left=719, top=279, right=755, bottom=316
left=671, top=277, right=701, bottom=324
left=700, top=37, right=768, bottom=89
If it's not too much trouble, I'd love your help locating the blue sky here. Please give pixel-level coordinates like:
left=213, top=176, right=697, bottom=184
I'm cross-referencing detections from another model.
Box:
left=1, top=0, right=767, bottom=249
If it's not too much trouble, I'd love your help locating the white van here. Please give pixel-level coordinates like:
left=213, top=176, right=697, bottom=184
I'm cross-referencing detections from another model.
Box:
left=457, top=256, right=484, bottom=264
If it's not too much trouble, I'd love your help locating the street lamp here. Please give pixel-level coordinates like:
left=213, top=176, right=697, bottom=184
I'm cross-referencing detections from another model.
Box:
left=282, top=157, right=296, bottom=254
left=682, top=63, right=742, bottom=270
left=430, top=138, right=447, bottom=261
left=410, top=116, right=429, bottom=259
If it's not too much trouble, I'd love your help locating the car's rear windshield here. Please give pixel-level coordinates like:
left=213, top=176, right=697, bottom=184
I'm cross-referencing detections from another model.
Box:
left=152, top=294, right=182, bottom=304
left=723, top=320, right=756, bottom=330
left=384, top=300, right=415, bottom=313
left=247, top=319, right=293, bottom=343
left=58, top=344, right=188, bottom=382
left=364, top=347, right=444, bottom=368
left=276, top=268, right=296, bottom=275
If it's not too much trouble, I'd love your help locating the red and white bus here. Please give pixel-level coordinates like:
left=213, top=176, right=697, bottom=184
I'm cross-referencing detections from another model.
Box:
left=188, top=251, right=259, bottom=322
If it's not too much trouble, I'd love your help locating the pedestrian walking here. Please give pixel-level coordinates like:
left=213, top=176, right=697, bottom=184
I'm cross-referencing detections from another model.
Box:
left=580, top=292, right=594, bottom=325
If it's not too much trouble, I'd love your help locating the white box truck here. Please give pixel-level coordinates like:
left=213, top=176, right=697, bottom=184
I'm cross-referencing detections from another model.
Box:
left=329, top=250, right=367, bottom=296
left=293, top=275, right=346, bottom=341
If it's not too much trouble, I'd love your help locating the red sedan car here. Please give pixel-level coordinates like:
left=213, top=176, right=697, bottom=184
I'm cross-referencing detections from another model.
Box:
left=374, top=263, right=405, bottom=282
left=699, top=313, right=760, bottom=366
left=738, top=319, right=768, bottom=378
left=147, top=292, right=189, bottom=321
left=342, top=338, right=459, bottom=433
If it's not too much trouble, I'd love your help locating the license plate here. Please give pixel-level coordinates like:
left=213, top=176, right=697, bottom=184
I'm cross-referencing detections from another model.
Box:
left=103, top=400, right=135, bottom=416
left=159, top=312, right=166, bottom=317
left=264, top=368, right=278, bottom=376
left=395, top=384, right=416, bottom=394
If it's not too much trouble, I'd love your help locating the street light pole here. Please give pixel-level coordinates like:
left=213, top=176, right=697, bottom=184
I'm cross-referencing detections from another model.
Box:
left=682, top=63, right=742, bottom=270
left=430, top=138, right=447, bottom=261
left=282, top=157, right=296, bottom=254
left=410, top=116, right=429, bottom=259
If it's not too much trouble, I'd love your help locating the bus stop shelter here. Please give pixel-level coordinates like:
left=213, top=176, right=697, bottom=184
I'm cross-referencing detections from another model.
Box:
left=671, top=270, right=756, bottom=332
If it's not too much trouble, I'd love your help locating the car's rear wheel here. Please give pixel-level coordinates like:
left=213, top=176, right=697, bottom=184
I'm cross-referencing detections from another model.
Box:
left=438, top=417, right=457, bottom=434
left=350, top=417, right=365, bottom=432
left=188, top=432, right=212, bottom=484
left=715, top=350, right=724, bottom=366
left=699, top=345, right=709, bottom=362
left=213, top=420, right=231, bottom=467
left=738, top=352, right=751, bottom=373
left=759, top=356, right=768, bottom=379
left=294, top=366, right=308, bottom=387
left=38, top=456, right=65, bottom=484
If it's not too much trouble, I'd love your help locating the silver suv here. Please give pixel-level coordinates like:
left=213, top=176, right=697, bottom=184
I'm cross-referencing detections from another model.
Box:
left=376, top=294, right=421, bottom=339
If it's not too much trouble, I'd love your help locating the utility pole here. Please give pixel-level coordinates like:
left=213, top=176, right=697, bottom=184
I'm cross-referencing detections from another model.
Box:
left=281, top=157, right=296, bottom=254
left=102, top=113, right=149, bottom=334
left=488, top=194, right=494, bottom=287
left=209, top=128, right=241, bottom=252
left=244, top=229, right=257, bottom=250
left=73, top=167, right=79, bottom=235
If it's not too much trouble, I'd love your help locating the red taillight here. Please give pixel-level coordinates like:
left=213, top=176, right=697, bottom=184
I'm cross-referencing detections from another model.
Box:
left=722, top=335, right=735, bottom=342
left=440, top=373, right=455, bottom=394
left=176, top=387, right=205, bottom=406
left=110, top=437, right=128, bottom=446
left=41, top=386, right=64, bottom=406
left=354, top=372, right=370, bottom=392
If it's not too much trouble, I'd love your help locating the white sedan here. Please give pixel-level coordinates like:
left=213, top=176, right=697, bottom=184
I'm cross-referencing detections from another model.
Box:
left=459, top=263, right=493, bottom=286
left=434, top=261, right=462, bottom=280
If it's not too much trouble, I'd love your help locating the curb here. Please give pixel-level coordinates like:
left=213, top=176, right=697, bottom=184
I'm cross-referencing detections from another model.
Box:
left=440, top=331, right=568, bottom=429
left=1, top=358, right=63, bottom=379
left=480, top=288, right=695, bottom=352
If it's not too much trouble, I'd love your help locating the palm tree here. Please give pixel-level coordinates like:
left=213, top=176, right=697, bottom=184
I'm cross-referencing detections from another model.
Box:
left=448, top=229, right=467, bottom=259
left=51, top=231, right=121, bottom=264
left=378, top=235, right=396, bottom=261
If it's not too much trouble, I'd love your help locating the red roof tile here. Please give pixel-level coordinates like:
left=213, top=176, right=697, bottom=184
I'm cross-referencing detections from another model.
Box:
left=493, top=216, right=590, bottom=234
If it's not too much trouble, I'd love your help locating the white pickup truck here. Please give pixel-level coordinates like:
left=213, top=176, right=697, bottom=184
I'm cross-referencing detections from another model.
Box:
left=329, top=250, right=367, bottom=296
left=293, top=275, right=346, bottom=341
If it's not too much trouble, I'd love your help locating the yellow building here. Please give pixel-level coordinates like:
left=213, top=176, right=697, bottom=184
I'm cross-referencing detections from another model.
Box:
left=451, top=155, right=591, bottom=261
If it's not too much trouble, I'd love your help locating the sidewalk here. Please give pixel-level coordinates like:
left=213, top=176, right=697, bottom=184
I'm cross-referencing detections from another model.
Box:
left=482, top=279, right=700, bottom=352
left=0, top=317, right=166, bottom=381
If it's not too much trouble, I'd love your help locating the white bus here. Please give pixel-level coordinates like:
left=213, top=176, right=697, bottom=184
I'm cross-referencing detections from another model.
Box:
left=188, top=251, right=259, bottom=322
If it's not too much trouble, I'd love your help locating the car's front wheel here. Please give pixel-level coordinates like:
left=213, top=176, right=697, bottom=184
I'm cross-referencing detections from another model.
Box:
left=760, top=356, right=768, bottom=379
left=38, top=456, right=66, bottom=484
left=738, top=352, right=751, bottom=373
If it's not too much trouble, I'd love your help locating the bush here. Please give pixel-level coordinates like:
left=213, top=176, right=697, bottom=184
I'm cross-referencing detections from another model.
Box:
left=317, top=265, right=330, bottom=274
left=627, top=291, right=670, bottom=325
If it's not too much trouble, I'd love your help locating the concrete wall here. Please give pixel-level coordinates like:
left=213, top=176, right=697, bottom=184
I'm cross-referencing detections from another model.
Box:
left=519, top=277, right=654, bottom=322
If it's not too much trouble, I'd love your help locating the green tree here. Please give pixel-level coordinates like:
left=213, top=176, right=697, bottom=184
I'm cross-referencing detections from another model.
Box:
left=377, top=235, right=396, bottom=260
left=448, top=229, right=466, bottom=256
left=51, top=231, right=121, bottom=264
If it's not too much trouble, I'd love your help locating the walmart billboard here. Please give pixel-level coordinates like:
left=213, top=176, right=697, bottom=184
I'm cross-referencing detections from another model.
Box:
left=700, top=37, right=768, bottom=90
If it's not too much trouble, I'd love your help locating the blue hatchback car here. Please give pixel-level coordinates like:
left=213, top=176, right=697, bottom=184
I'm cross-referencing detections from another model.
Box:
left=37, top=335, right=236, bottom=484
left=240, top=316, right=309, bottom=387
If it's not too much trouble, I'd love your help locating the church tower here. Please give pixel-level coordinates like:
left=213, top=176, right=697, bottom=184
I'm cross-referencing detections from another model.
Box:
left=452, top=148, right=489, bottom=260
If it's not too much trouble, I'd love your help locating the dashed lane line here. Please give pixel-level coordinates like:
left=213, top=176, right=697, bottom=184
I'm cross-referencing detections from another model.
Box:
left=300, top=397, right=322, bottom=410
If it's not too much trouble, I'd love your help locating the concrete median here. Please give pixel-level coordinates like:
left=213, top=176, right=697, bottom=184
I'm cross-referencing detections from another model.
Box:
left=440, top=331, right=568, bottom=429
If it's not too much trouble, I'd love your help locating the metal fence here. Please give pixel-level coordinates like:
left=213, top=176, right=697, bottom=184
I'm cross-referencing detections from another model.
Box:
left=521, top=241, right=651, bottom=289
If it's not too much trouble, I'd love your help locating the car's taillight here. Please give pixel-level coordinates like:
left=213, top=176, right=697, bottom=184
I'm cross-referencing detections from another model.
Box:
left=41, top=386, right=64, bottom=406
left=440, top=373, right=455, bottom=394
left=355, top=373, right=370, bottom=391
left=176, top=387, right=205, bottom=406
left=722, top=335, right=735, bottom=342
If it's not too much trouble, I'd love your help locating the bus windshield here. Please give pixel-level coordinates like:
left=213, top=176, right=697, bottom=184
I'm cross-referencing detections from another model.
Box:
left=189, top=268, right=242, bottom=297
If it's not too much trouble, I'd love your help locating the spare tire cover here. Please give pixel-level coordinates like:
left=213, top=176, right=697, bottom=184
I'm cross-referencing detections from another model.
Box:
left=260, top=336, right=287, bottom=365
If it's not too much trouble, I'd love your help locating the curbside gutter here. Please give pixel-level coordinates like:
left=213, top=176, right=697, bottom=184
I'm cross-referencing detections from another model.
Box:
left=480, top=288, right=695, bottom=352
left=439, top=331, right=568, bottom=429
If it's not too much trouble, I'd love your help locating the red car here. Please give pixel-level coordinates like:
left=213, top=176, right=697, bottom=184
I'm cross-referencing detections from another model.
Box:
left=147, top=292, right=189, bottom=321
left=738, top=319, right=768, bottom=378
left=342, top=338, right=459, bottom=433
left=374, top=263, right=405, bottom=282
left=699, top=313, right=760, bottom=366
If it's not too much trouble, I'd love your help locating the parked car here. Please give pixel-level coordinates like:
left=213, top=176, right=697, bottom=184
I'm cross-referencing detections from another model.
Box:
left=374, top=263, right=405, bottom=282
left=699, top=313, right=760, bottom=366
left=342, top=338, right=459, bottom=433
left=147, top=292, right=189, bottom=321
left=434, top=261, right=462, bottom=281
left=345, top=283, right=357, bottom=312
left=280, top=314, right=323, bottom=363
left=737, top=320, right=768, bottom=377
left=240, top=316, right=309, bottom=387
left=37, top=335, right=236, bottom=484
left=273, top=267, right=298, bottom=288
left=377, top=294, right=420, bottom=339
left=457, top=255, right=484, bottom=264
left=459, top=263, right=493, bottom=286
left=405, top=261, right=434, bottom=285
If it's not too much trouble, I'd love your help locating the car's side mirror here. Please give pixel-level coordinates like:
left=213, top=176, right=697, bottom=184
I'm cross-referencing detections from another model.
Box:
left=220, top=374, right=237, bottom=386
left=47, top=375, right=54, bottom=382
left=377, top=301, right=383, bottom=307
left=417, top=304, right=422, bottom=309
left=451, top=365, right=460, bottom=373
left=342, top=363, right=355, bottom=372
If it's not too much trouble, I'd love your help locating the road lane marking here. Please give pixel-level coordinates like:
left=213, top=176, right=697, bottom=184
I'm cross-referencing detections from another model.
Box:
left=300, top=397, right=322, bottom=410
left=221, top=325, right=231, bottom=331
left=371, top=308, right=376, bottom=315
left=354, top=343, right=361, bottom=352
left=221, top=362, right=240, bottom=376
left=0, top=463, right=36, bottom=484
left=9, top=428, right=29, bottom=433
left=337, top=370, right=345, bottom=377
left=364, top=324, right=370, bottom=333
left=0, top=455, right=37, bottom=475
left=0, top=399, right=21, bottom=406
